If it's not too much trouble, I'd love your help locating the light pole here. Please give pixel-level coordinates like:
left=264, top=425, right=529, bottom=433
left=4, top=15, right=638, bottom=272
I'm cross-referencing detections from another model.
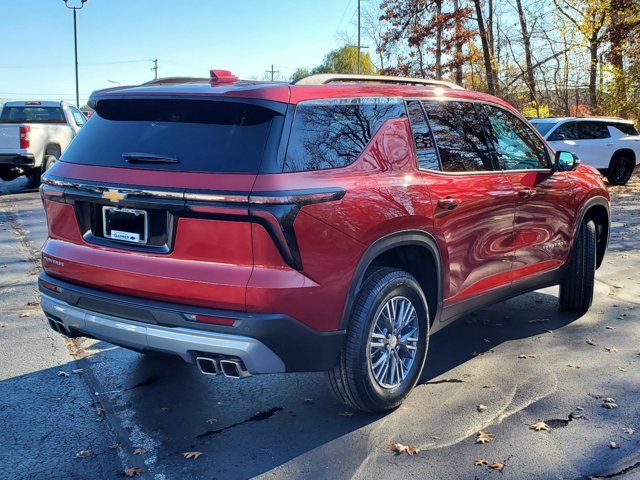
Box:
left=63, top=0, right=88, bottom=107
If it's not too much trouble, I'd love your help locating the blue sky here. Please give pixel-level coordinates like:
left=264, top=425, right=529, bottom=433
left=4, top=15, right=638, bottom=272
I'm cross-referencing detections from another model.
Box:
left=0, top=0, right=360, bottom=105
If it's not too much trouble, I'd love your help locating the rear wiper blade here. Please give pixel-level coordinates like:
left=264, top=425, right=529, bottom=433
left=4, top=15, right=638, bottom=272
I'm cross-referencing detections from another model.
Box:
left=122, top=152, right=179, bottom=164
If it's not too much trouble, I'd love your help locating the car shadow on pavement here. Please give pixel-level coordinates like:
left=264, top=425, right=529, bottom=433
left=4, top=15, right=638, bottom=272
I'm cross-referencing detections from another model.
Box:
left=65, top=287, right=589, bottom=479
left=421, top=289, right=582, bottom=383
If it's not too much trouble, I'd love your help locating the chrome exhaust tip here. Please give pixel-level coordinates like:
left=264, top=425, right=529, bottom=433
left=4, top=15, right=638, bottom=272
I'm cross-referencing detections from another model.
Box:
left=219, top=359, right=251, bottom=378
left=47, top=316, right=70, bottom=336
left=196, top=356, right=219, bottom=376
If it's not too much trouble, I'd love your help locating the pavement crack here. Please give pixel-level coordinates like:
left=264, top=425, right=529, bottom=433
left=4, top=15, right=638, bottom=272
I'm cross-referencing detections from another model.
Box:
left=197, top=406, right=283, bottom=440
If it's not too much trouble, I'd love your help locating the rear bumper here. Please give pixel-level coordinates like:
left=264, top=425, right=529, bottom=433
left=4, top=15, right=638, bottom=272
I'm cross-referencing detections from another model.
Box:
left=0, top=153, right=35, bottom=167
left=38, top=273, right=344, bottom=373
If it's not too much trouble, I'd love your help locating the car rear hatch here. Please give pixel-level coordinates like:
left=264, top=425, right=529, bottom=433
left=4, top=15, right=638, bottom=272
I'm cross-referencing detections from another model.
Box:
left=40, top=95, right=288, bottom=312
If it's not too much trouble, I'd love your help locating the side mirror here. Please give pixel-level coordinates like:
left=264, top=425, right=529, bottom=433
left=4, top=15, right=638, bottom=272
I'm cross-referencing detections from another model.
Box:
left=554, top=151, right=579, bottom=172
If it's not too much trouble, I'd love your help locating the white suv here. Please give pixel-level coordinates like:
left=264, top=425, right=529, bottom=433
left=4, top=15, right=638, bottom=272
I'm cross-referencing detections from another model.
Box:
left=530, top=117, right=640, bottom=185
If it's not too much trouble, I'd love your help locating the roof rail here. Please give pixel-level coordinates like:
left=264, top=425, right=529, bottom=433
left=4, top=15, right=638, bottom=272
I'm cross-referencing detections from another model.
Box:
left=292, top=73, right=465, bottom=90
left=141, top=77, right=209, bottom=86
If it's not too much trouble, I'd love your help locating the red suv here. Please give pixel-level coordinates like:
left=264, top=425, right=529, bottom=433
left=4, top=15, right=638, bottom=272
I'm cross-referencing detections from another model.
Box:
left=39, top=71, right=610, bottom=412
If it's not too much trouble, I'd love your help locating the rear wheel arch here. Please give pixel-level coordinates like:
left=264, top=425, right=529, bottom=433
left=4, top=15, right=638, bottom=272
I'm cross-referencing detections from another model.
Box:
left=44, top=143, right=62, bottom=159
left=609, top=148, right=636, bottom=167
left=340, top=231, right=443, bottom=330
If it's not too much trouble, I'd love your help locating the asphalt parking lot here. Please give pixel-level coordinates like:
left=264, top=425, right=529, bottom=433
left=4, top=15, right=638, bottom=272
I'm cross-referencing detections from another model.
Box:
left=1, top=176, right=639, bottom=480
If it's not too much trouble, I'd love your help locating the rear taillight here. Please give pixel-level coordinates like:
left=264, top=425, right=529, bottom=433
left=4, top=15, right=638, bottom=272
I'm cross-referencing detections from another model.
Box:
left=19, top=126, right=30, bottom=149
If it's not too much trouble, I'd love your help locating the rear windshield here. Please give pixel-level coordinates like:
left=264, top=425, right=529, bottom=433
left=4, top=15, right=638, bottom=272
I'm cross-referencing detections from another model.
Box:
left=0, top=106, right=66, bottom=124
left=61, top=99, right=283, bottom=173
left=530, top=121, right=557, bottom=136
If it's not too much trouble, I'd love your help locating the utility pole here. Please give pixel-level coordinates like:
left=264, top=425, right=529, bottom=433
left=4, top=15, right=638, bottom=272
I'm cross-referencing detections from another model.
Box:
left=152, top=58, right=158, bottom=80
left=357, top=0, right=361, bottom=74
left=265, top=64, right=280, bottom=81
left=62, top=0, right=87, bottom=107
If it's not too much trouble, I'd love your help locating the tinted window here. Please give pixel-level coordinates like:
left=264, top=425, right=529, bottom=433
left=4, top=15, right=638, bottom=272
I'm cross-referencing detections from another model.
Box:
left=0, top=106, right=66, bottom=124
left=421, top=100, right=493, bottom=172
left=610, top=122, right=639, bottom=136
left=61, top=99, right=282, bottom=173
left=69, top=106, right=86, bottom=127
left=406, top=100, right=440, bottom=170
left=284, top=100, right=405, bottom=172
left=481, top=105, right=548, bottom=170
left=548, top=122, right=578, bottom=141
left=576, top=121, right=610, bottom=140
left=531, top=122, right=557, bottom=136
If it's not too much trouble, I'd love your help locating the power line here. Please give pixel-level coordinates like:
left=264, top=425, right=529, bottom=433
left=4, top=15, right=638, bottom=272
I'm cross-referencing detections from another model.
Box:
left=265, top=64, right=280, bottom=81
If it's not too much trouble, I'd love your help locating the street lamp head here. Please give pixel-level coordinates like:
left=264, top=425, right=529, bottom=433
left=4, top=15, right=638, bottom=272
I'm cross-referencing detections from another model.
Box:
left=63, top=0, right=88, bottom=9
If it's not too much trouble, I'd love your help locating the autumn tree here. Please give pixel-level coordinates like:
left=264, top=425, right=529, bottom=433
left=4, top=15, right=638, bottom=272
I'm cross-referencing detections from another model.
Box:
left=380, top=0, right=476, bottom=82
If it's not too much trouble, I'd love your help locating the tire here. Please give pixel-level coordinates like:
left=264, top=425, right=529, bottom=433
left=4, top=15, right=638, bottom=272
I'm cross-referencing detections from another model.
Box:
left=559, top=219, right=596, bottom=312
left=27, top=154, right=57, bottom=186
left=327, top=267, right=430, bottom=412
left=606, top=156, right=634, bottom=185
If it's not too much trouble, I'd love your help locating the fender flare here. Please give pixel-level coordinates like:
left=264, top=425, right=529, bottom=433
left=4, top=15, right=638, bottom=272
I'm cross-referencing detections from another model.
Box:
left=339, top=230, right=444, bottom=330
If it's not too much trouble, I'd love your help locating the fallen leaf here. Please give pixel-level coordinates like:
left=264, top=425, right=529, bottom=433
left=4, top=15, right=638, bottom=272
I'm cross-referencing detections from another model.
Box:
left=586, top=339, right=597, bottom=346
left=303, top=398, right=314, bottom=405
left=18, top=312, right=30, bottom=318
left=160, top=407, right=170, bottom=412
left=96, top=408, right=107, bottom=415
left=26, top=300, right=40, bottom=306
left=72, top=368, right=84, bottom=374
left=609, top=441, right=620, bottom=449
left=205, top=418, right=218, bottom=424
left=57, top=371, right=69, bottom=377
left=567, top=364, right=581, bottom=368
left=182, top=451, right=203, bottom=459
left=530, top=421, right=551, bottom=431
left=132, top=448, right=146, bottom=455
left=518, top=354, right=536, bottom=359
left=477, top=404, right=488, bottom=413
left=476, top=431, right=495, bottom=444
left=338, top=411, right=353, bottom=417
left=618, top=367, right=627, bottom=372
left=605, top=326, right=614, bottom=330
left=623, top=428, right=635, bottom=435
left=474, top=459, right=489, bottom=466
left=482, top=384, right=496, bottom=389
left=0, top=323, right=8, bottom=328
left=75, top=450, right=92, bottom=458
left=124, top=467, right=144, bottom=477
left=602, top=399, right=619, bottom=409
left=489, top=461, right=506, bottom=472
left=483, top=338, right=491, bottom=343
left=388, top=443, right=420, bottom=455
left=605, top=347, right=619, bottom=353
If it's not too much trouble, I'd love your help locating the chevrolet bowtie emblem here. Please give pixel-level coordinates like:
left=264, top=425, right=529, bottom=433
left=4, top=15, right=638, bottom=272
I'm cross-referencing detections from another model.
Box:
left=102, top=190, right=127, bottom=202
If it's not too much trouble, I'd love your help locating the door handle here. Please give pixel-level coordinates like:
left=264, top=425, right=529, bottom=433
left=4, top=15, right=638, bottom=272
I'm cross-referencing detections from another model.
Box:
left=437, top=197, right=460, bottom=210
left=518, top=188, right=537, bottom=199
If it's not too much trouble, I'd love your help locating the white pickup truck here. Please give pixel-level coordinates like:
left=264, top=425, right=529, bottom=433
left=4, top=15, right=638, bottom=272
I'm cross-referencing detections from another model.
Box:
left=0, top=101, right=86, bottom=183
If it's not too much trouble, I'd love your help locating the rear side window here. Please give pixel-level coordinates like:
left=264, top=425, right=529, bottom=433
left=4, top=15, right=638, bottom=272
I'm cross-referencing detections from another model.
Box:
left=406, top=100, right=440, bottom=170
left=61, top=99, right=283, bottom=173
left=576, top=122, right=610, bottom=140
left=0, top=106, right=66, bottom=124
left=283, top=99, right=405, bottom=172
left=421, top=100, right=493, bottom=172
left=610, top=122, right=639, bottom=136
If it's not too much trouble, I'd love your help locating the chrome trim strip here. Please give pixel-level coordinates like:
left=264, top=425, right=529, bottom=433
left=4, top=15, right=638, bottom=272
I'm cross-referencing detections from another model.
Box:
left=41, top=294, right=286, bottom=374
